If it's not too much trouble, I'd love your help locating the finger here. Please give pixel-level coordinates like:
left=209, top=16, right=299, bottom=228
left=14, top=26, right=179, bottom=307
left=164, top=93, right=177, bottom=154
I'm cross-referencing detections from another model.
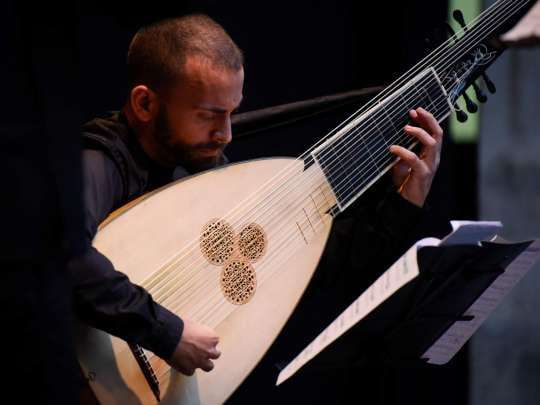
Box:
left=207, top=346, right=221, bottom=360
left=389, top=145, right=428, bottom=174
left=403, top=124, right=438, bottom=165
left=200, top=359, right=214, bottom=372
left=406, top=108, right=443, bottom=166
left=404, top=125, right=436, bottom=149
left=412, top=108, right=444, bottom=140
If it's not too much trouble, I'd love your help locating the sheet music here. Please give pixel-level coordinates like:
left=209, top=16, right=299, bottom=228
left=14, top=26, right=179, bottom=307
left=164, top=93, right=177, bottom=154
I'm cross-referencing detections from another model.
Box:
left=274, top=220, right=528, bottom=385
left=275, top=237, right=438, bottom=386
left=422, top=240, right=540, bottom=365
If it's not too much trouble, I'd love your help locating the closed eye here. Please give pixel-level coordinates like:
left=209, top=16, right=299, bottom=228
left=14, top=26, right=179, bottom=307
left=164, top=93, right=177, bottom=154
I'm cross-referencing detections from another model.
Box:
left=197, top=111, right=216, bottom=120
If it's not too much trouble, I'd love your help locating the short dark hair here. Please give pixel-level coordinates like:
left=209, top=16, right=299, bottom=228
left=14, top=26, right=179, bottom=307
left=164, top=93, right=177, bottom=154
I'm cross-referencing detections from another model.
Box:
left=127, top=14, right=243, bottom=92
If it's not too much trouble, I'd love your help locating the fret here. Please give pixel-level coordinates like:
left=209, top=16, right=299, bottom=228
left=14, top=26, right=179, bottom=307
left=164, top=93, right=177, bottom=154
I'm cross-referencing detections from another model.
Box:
left=359, top=136, right=382, bottom=171
left=331, top=141, right=354, bottom=203
left=317, top=182, right=337, bottom=213
left=369, top=115, right=390, bottom=148
left=295, top=221, right=308, bottom=244
left=380, top=104, right=398, bottom=133
left=362, top=133, right=387, bottom=170
left=302, top=207, right=316, bottom=233
left=309, top=194, right=324, bottom=222
left=420, top=86, right=439, bottom=116
left=365, top=116, right=397, bottom=174
left=398, top=87, right=413, bottom=108
left=291, top=163, right=337, bottom=244
left=412, top=80, right=443, bottom=120
left=378, top=95, right=412, bottom=137
left=318, top=185, right=332, bottom=212
left=337, top=136, right=359, bottom=178
left=330, top=140, right=348, bottom=179
left=315, top=132, right=379, bottom=205
left=342, top=135, right=381, bottom=202
left=399, top=89, right=420, bottom=115
left=294, top=197, right=325, bottom=244
left=418, top=70, right=454, bottom=122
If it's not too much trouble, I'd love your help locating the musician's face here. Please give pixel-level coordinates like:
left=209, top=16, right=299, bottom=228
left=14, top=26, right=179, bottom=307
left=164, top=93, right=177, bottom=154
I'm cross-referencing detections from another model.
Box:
left=153, top=56, right=244, bottom=172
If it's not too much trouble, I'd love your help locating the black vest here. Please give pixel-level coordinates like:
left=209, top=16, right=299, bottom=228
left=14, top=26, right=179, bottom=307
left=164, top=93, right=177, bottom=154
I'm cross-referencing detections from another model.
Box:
left=81, top=111, right=193, bottom=203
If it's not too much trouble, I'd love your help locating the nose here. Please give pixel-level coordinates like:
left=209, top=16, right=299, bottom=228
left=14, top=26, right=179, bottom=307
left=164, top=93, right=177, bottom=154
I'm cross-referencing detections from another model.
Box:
left=212, top=116, right=232, bottom=145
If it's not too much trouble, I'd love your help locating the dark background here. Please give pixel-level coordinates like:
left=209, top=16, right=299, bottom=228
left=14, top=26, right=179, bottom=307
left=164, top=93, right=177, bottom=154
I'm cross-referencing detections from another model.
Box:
left=3, top=0, right=479, bottom=403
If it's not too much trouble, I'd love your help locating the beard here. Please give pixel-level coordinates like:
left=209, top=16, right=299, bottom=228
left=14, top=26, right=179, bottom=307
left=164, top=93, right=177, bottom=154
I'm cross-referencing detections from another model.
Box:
left=153, top=104, right=226, bottom=173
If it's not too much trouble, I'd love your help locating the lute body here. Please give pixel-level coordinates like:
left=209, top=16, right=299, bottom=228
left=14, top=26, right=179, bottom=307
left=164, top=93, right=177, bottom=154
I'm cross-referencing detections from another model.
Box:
left=76, top=158, right=336, bottom=404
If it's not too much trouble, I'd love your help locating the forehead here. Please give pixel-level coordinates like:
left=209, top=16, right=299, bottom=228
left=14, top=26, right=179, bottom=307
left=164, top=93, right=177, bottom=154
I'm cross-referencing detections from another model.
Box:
left=168, top=56, right=244, bottom=108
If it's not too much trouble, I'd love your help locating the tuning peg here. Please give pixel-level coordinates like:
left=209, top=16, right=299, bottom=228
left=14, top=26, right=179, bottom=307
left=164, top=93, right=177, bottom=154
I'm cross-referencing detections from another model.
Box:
left=472, top=81, right=488, bottom=103
left=482, top=72, right=496, bottom=93
left=454, top=102, right=468, bottom=122
left=453, top=9, right=468, bottom=30
left=462, top=91, right=478, bottom=113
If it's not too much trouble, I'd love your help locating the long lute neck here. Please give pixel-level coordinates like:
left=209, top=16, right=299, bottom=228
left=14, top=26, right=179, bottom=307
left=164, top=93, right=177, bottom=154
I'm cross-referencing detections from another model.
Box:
left=301, top=0, right=530, bottom=214
left=309, top=68, right=451, bottom=212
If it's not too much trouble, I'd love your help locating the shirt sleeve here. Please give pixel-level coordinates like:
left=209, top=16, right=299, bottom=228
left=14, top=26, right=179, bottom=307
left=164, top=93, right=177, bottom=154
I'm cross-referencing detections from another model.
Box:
left=68, top=149, right=183, bottom=360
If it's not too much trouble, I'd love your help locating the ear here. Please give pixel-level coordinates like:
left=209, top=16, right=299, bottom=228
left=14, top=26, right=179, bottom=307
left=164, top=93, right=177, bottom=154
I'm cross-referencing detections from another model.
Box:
left=129, top=85, right=159, bottom=123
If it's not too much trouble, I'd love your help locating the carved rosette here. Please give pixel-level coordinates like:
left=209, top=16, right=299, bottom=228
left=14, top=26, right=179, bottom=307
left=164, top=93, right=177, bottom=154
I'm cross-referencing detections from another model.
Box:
left=219, top=260, right=257, bottom=305
left=238, top=223, right=267, bottom=263
left=200, top=220, right=235, bottom=265
left=200, top=219, right=267, bottom=305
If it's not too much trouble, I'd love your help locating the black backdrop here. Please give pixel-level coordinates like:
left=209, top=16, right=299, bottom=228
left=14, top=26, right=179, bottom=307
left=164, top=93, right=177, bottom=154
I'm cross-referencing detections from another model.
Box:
left=4, top=1, right=478, bottom=403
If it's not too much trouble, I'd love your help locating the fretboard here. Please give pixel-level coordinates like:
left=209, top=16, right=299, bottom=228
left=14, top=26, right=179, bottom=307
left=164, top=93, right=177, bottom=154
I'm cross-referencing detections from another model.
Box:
left=311, top=67, right=452, bottom=211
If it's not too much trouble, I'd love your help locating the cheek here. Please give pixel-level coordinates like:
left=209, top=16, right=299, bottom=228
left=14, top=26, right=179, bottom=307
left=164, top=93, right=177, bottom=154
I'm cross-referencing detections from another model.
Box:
left=168, top=112, right=209, bottom=146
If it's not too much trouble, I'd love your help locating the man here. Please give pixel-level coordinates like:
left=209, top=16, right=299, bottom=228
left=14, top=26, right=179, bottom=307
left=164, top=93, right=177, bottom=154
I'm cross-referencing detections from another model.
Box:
left=72, top=13, right=443, bottom=396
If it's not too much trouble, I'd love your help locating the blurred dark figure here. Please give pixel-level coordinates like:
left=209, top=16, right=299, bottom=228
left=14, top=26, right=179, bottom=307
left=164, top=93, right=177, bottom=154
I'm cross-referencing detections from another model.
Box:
left=501, top=0, right=540, bottom=46
left=0, top=2, right=84, bottom=403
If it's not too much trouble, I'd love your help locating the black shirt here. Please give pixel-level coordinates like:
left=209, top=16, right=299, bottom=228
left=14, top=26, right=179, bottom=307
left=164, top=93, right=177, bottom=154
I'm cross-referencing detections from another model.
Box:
left=69, top=112, right=186, bottom=359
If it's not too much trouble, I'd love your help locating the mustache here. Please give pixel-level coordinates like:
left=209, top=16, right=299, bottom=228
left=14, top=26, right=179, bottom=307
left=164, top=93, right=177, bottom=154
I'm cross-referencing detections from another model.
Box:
left=195, top=141, right=228, bottom=151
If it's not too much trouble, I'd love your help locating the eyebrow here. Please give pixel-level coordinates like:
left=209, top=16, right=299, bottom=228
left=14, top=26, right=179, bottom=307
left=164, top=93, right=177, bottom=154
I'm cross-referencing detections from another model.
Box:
left=197, top=97, right=243, bottom=114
